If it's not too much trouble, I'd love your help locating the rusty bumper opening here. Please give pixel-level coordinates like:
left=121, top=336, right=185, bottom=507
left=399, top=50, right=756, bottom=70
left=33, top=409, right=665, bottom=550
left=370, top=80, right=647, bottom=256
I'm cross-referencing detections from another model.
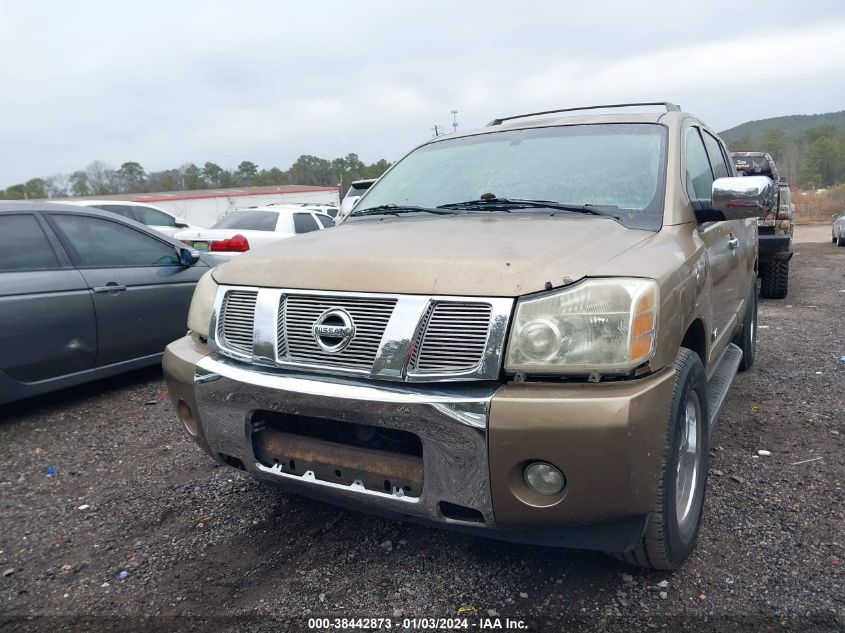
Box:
left=251, top=411, right=424, bottom=497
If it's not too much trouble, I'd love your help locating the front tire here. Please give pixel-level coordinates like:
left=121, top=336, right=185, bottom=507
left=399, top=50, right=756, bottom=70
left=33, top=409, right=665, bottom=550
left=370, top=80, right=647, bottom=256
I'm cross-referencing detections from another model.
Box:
left=609, top=348, right=710, bottom=570
left=759, top=259, right=789, bottom=299
left=838, top=232, right=845, bottom=247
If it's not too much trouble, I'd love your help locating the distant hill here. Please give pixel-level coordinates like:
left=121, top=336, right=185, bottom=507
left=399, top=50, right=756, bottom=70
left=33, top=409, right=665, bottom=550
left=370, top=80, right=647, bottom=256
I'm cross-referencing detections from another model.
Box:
left=720, top=110, right=845, bottom=147
left=717, top=110, right=845, bottom=188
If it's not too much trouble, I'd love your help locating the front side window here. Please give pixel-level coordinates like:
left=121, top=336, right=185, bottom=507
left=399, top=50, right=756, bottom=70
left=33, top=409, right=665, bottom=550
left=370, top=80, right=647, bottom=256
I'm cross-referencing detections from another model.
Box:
left=315, top=214, right=334, bottom=228
left=685, top=127, right=714, bottom=201
left=353, top=123, right=668, bottom=230
left=0, top=214, right=59, bottom=271
left=702, top=131, right=730, bottom=179
left=50, top=214, right=178, bottom=267
left=212, top=211, right=278, bottom=231
left=134, top=206, right=176, bottom=227
left=293, top=213, right=320, bottom=233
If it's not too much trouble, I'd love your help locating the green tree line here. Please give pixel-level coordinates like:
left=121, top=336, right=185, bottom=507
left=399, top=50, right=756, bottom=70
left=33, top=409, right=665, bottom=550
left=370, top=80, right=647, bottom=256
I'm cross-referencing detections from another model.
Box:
left=727, top=124, right=845, bottom=190
left=0, top=153, right=392, bottom=201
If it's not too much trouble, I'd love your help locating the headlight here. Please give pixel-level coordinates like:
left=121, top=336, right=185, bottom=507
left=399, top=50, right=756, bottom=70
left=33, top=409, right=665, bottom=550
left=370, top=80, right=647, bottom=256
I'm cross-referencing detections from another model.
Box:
left=504, top=278, right=658, bottom=375
left=187, top=271, right=219, bottom=338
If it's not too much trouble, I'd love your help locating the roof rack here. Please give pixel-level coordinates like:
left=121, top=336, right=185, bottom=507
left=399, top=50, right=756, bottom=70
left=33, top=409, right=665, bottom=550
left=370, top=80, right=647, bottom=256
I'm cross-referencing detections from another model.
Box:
left=487, top=102, right=681, bottom=126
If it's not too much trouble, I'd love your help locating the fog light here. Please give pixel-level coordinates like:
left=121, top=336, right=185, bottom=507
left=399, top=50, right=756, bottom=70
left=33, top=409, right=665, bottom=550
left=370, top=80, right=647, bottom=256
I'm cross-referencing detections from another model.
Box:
left=177, top=399, right=199, bottom=437
left=523, top=462, right=564, bottom=496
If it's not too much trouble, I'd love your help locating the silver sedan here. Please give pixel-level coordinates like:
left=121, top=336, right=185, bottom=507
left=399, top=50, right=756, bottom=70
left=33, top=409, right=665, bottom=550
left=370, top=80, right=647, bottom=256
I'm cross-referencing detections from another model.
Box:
left=833, top=211, right=845, bottom=246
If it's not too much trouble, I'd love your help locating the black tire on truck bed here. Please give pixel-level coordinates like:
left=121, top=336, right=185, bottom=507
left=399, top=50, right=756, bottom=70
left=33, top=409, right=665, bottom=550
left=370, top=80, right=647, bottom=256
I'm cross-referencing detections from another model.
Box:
left=759, top=259, right=789, bottom=299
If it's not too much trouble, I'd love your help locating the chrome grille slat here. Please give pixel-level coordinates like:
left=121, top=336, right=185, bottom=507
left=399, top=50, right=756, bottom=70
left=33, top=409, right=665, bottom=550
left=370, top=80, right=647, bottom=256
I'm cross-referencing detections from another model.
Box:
left=276, top=296, right=287, bottom=358
left=218, top=290, right=258, bottom=356
left=280, top=295, right=397, bottom=371
left=412, top=302, right=493, bottom=374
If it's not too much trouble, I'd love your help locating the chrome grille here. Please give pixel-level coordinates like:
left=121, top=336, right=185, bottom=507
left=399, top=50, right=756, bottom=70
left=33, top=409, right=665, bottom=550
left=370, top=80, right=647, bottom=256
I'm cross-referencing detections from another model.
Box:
left=412, top=302, right=493, bottom=373
left=218, top=290, right=257, bottom=356
left=280, top=295, right=397, bottom=370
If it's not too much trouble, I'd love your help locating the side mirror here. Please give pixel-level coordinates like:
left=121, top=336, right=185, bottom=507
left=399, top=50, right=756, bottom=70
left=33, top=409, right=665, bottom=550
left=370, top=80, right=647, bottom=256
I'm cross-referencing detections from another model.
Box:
left=177, top=246, right=200, bottom=266
left=174, top=216, right=189, bottom=228
left=711, top=176, right=774, bottom=221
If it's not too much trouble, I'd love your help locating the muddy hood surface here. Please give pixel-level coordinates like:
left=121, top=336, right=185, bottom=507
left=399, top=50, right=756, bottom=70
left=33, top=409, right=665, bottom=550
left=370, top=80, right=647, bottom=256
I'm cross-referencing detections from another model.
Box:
left=211, top=214, right=655, bottom=297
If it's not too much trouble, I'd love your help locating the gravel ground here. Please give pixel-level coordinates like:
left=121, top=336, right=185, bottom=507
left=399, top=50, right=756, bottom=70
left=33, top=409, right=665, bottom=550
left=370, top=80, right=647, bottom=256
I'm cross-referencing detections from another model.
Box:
left=1, top=227, right=843, bottom=633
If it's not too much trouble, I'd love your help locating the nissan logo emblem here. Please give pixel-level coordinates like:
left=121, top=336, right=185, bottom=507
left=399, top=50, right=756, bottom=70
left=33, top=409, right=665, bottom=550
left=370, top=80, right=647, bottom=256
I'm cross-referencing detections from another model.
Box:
left=312, top=308, right=355, bottom=353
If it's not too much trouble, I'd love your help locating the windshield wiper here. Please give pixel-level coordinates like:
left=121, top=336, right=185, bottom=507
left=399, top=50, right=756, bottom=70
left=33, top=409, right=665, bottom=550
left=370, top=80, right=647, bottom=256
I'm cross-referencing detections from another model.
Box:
left=437, top=198, right=617, bottom=216
left=350, top=204, right=454, bottom=218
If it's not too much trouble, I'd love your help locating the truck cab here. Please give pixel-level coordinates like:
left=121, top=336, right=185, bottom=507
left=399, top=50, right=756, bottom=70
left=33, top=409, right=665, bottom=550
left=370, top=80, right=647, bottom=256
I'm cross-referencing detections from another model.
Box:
left=163, top=102, right=773, bottom=569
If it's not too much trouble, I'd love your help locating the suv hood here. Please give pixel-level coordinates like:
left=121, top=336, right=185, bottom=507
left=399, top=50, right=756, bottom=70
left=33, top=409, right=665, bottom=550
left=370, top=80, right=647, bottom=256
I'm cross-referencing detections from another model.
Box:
left=211, top=215, right=655, bottom=297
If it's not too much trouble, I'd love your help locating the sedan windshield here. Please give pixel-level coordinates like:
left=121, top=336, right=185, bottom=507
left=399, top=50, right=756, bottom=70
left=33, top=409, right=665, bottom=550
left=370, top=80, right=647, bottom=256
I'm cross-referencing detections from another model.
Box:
left=211, top=210, right=278, bottom=231
left=353, top=123, right=667, bottom=230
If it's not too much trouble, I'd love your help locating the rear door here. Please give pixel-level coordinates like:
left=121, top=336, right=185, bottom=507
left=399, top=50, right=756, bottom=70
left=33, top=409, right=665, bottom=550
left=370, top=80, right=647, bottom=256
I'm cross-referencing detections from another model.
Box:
left=45, top=212, right=206, bottom=366
left=0, top=213, right=97, bottom=383
left=702, top=129, right=754, bottom=315
left=684, top=125, right=737, bottom=361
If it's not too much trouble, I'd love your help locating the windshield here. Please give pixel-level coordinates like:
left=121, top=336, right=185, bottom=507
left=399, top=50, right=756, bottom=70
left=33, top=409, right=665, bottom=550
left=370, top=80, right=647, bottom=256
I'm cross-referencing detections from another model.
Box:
left=353, top=123, right=667, bottom=230
left=211, top=210, right=278, bottom=231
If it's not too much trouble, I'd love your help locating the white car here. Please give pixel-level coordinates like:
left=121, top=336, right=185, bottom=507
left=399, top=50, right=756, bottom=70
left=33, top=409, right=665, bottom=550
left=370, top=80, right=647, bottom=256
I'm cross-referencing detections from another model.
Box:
left=175, top=206, right=334, bottom=258
left=65, top=200, right=196, bottom=238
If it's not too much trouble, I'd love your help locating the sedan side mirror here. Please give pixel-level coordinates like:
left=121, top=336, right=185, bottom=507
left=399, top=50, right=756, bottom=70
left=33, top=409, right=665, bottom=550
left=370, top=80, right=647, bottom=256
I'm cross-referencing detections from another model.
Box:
left=175, top=216, right=189, bottom=228
left=177, top=246, right=200, bottom=266
left=711, top=176, right=775, bottom=221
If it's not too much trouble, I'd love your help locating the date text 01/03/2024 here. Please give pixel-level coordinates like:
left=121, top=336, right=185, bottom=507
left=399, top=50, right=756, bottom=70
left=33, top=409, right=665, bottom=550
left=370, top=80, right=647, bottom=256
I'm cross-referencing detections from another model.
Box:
left=306, top=616, right=528, bottom=629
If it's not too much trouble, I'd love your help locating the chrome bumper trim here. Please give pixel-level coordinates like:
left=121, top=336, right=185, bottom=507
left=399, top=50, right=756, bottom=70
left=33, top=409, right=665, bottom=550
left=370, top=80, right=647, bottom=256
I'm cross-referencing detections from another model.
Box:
left=192, top=354, right=499, bottom=526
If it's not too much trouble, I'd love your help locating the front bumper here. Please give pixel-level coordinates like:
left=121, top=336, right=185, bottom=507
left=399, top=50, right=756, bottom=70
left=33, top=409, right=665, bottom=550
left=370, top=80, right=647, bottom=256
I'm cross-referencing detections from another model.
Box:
left=163, top=336, right=676, bottom=551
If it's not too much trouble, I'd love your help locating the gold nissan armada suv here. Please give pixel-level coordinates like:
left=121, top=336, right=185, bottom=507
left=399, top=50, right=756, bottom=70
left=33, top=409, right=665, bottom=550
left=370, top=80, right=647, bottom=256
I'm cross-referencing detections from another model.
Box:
left=163, top=102, right=773, bottom=569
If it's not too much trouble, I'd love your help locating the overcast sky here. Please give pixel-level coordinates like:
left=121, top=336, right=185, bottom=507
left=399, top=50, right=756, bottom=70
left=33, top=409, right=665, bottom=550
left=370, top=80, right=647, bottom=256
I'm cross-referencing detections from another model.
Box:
left=1, top=0, right=844, bottom=188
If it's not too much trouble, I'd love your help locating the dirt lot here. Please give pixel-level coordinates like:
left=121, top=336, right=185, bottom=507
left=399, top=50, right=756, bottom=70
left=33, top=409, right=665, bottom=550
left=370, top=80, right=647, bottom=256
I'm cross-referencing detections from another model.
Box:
left=1, top=227, right=843, bottom=632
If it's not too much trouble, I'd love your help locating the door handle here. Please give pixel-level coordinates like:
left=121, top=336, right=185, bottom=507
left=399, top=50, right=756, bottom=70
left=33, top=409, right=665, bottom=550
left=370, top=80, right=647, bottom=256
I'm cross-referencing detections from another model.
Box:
left=727, top=237, right=739, bottom=250
left=93, top=283, right=127, bottom=293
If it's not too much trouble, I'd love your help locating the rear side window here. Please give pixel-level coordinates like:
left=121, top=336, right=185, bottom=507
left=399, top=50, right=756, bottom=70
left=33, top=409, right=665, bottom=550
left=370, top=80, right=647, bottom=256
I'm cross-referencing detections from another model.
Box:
left=212, top=211, right=279, bottom=231
left=315, top=214, right=334, bottom=228
left=0, top=214, right=59, bottom=271
left=702, top=131, right=730, bottom=179
left=133, top=206, right=176, bottom=227
left=685, top=128, right=714, bottom=201
left=50, top=214, right=179, bottom=267
left=293, top=213, right=320, bottom=233
left=93, top=204, right=135, bottom=220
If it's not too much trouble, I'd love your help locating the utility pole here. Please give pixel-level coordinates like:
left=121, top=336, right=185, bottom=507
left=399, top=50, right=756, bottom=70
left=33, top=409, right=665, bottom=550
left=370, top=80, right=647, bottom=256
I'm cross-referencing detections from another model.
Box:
left=451, top=109, right=458, bottom=132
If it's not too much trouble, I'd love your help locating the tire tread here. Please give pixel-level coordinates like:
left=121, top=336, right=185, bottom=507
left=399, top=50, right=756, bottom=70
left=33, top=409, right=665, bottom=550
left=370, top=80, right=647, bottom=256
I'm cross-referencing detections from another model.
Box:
left=759, top=259, right=789, bottom=299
